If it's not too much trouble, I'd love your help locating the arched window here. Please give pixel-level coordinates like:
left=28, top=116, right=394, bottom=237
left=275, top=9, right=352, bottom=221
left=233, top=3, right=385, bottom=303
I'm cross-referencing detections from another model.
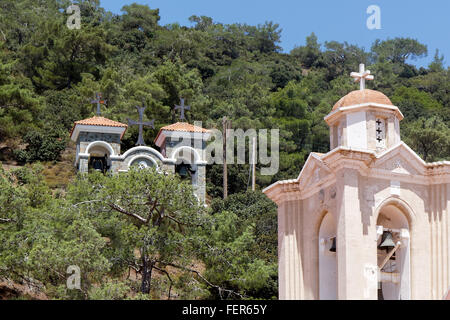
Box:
left=175, top=162, right=196, bottom=181
left=318, top=212, right=337, bottom=300
left=376, top=204, right=411, bottom=300
left=172, top=147, right=198, bottom=184
left=88, top=145, right=112, bottom=173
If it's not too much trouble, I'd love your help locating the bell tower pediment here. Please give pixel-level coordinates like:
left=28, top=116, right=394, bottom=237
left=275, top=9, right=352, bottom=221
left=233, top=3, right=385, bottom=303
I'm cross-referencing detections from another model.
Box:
left=372, top=143, right=427, bottom=176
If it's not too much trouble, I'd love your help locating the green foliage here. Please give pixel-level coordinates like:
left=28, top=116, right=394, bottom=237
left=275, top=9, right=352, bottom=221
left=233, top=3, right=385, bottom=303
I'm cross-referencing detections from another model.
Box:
left=0, top=164, right=109, bottom=298
left=402, top=116, right=450, bottom=162
left=66, top=168, right=210, bottom=298
left=115, top=3, right=160, bottom=52
left=291, top=32, right=321, bottom=69
left=391, top=86, right=442, bottom=121
left=1, top=0, right=447, bottom=177
left=0, top=0, right=449, bottom=301
left=14, top=130, right=67, bottom=163
left=201, top=191, right=278, bottom=299
left=0, top=44, right=43, bottom=140
left=371, top=38, right=428, bottom=64
left=88, top=281, right=134, bottom=300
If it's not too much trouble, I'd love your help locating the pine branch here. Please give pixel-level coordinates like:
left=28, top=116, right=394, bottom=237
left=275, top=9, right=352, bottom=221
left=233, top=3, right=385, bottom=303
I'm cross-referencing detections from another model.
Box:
left=156, top=260, right=246, bottom=299
left=0, top=217, right=15, bottom=223
left=108, top=203, right=147, bottom=224
left=153, top=265, right=173, bottom=300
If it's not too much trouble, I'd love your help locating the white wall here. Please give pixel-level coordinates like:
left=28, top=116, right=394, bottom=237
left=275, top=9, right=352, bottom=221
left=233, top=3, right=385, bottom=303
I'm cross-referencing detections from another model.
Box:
left=346, top=112, right=367, bottom=149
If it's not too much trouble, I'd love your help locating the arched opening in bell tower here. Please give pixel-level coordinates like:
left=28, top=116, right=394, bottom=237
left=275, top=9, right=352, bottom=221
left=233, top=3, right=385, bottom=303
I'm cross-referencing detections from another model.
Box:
left=318, top=212, right=337, bottom=300
left=173, top=147, right=198, bottom=184
left=86, top=142, right=113, bottom=173
left=376, top=204, right=411, bottom=300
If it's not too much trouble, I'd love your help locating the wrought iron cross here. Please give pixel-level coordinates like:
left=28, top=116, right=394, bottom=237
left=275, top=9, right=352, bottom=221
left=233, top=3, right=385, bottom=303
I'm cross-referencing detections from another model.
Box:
left=175, top=98, right=190, bottom=121
left=127, top=105, right=155, bottom=146
left=350, top=64, right=374, bottom=90
left=90, top=92, right=107, bottom=116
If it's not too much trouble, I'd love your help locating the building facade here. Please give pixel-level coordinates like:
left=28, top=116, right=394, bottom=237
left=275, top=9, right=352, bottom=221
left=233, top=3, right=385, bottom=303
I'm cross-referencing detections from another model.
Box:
left=70, top=117, right=210, bottom=203
left=263, top=68, right=450, bottom=300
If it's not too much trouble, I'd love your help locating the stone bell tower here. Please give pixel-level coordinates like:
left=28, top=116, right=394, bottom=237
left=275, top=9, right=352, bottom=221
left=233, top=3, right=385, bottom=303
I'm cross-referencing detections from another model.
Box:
left=70, top=116, right=128, bottom=173
left=154, top=122, right=210, bottom=203
left=263, top=63, right=450, bottom=300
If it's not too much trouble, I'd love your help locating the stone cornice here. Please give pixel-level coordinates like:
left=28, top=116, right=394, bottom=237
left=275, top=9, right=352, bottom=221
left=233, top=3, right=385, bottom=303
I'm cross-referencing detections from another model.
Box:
left=262, top=179, right=301, bottom=205
left=324, top=103, right=404, bottom=125
left=263, top=142, right=450, bottom=205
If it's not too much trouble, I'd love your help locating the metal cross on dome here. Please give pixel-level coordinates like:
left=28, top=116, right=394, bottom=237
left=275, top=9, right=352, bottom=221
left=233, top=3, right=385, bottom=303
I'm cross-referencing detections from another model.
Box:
left=127, top=104, right=155, bottom=146
left=350, top=64, right=374, bottom=90
left=175, top=98, right=190, bottom=121
left=91, top=92, right=107, bottom=116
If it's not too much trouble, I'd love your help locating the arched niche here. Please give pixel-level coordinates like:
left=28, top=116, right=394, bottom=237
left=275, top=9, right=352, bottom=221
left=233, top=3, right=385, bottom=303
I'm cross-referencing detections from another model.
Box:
left=172, top=147, right=199, bottom=183
left=376, top=203, right=411, bottom=300
left=170, top=146, right=202, bottom=164
left=86, top=141, right=114, bottom=172
left=318, top=211, right=337, bottom=300
left=128, top=155, right=159, bottom=170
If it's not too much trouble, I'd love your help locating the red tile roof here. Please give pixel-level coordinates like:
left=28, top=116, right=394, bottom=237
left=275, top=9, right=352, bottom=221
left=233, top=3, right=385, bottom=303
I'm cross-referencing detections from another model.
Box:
left=154, top=122, right=210, bottom=144
left=333, top=89, right=393, bottom=111
left=70, top=116, right=128, bottom=139
left=73, top=116, right=128, bottom=128
left=160, top=122, right=210, bottom=133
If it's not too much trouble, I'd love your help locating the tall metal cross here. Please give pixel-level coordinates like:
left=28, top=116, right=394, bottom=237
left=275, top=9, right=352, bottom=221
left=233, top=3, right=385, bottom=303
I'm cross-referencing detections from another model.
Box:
left=127, top=105, right=155, bottom=146
left=175, top=98, right=190, bottom=121
left=350, top=64, right=374, bottom=90
left=90, top=92, right=107, bottom=116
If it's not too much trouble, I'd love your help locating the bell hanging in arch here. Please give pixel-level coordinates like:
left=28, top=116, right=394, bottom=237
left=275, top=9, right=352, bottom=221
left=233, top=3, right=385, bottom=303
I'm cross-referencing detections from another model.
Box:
left=178, top=164, right=189, bottom=177
left=378, top=231, right=395, bottom=252
left=329, top=237, right=336, bottom=252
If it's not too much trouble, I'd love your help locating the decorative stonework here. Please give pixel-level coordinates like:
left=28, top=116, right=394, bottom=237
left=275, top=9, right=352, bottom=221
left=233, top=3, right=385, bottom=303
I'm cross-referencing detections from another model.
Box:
left=263, top=65, right=450, bottom=300
left=71, top=118, right=209, bottom=203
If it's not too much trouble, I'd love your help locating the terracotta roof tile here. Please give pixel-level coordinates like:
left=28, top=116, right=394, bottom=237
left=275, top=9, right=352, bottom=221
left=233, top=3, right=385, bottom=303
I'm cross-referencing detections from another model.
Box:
left=159, top=122, right=210, bottom=133
left=73, top=116, right=128, bottom=128
left=70, top=116, right=128, bottom=139
left=154, top=122, right=210, bottom=145
left=332, top=89, right=393, bottom=111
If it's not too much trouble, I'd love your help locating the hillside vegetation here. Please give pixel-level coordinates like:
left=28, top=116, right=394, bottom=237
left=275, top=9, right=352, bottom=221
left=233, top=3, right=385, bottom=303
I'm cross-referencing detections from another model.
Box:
left=0, top=0, right=449, bottom=299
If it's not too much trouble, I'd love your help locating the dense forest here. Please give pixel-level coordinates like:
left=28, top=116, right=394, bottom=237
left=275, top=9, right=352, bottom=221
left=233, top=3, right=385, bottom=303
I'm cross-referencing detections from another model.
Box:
left=0, top=0, right=449, bottom=299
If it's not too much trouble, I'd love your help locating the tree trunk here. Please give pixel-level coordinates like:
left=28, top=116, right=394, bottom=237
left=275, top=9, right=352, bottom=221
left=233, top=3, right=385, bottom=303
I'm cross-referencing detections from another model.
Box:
left=140, top=253, right=153, bottom=294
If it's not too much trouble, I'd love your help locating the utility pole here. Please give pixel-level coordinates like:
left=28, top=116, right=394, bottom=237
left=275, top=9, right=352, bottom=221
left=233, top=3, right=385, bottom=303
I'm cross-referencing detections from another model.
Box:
left=252, top=136, right=256, bottom=191
left=222, top=116, right=231, bottom=199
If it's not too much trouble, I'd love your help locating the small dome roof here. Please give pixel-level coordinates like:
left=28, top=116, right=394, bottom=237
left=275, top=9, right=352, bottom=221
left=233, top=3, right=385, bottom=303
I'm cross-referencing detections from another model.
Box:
left=332, top=89, right=393, bottom=111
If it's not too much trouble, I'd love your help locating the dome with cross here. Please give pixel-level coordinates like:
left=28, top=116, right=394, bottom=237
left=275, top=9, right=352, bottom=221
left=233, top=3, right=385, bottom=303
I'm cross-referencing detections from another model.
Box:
left=332, top=89, right=393, bottom=111
left=324, top=64, right=404, bottom=153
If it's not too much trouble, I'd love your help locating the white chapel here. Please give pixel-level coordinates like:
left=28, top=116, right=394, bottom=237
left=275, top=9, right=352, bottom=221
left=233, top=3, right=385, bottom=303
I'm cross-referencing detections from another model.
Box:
left=263, top=64, right=450, bottom=300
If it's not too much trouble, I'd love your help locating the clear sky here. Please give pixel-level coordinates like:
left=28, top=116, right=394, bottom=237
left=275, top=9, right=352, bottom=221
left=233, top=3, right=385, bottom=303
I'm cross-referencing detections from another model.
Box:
left=99, top=0, right=450, bottom=68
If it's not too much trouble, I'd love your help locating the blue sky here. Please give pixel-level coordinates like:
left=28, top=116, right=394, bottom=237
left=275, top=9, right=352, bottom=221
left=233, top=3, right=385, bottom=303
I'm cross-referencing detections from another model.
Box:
left=100, top=0, right=450, bottom=68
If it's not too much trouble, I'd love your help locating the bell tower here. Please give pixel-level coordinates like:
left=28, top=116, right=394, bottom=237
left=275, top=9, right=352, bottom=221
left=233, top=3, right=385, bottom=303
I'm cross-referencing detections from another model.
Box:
left=324, top=64, right=404, bottom=153
left=154, top=122, right=210, bottom=203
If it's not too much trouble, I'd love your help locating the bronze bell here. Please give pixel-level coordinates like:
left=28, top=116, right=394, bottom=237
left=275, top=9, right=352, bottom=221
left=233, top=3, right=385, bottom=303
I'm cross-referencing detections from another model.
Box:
left=178, top=165, right=189, bottom=177
left=329, top=237, right=336, bottom=252
left=378, top=231, right=395, bottom=252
